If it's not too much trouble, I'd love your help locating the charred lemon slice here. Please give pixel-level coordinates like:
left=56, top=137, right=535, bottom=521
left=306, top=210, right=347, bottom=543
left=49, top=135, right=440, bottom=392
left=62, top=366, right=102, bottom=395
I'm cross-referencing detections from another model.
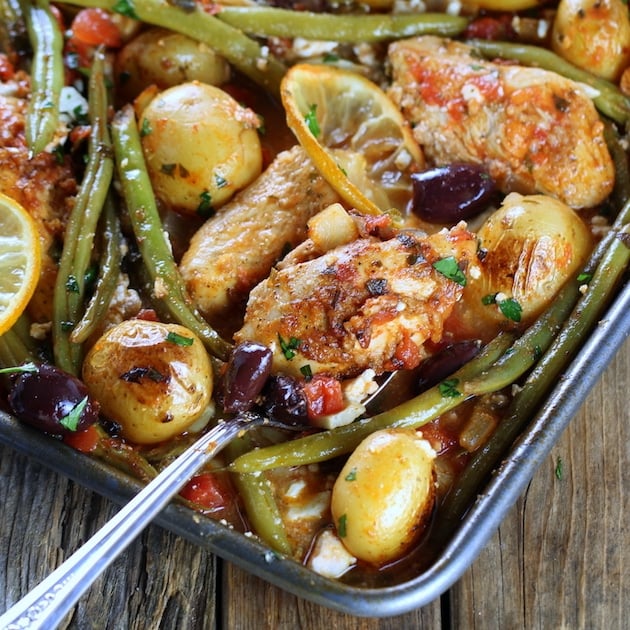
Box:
left=0, top=193, right=41, bottom=335
left=281, top=63, right=423, bottom=216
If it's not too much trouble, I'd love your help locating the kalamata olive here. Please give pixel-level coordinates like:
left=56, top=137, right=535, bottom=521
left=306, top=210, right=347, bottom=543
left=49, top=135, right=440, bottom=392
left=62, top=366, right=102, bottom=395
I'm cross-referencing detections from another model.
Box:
left=411, top=163, right=496, bottom=223
left=416, top=340, right=482, bottom=392
left=222, top=342, right=273, bottom=413
left=8, top=363, right=100, bottom=436
left=261, top=374, right=309, bottom=426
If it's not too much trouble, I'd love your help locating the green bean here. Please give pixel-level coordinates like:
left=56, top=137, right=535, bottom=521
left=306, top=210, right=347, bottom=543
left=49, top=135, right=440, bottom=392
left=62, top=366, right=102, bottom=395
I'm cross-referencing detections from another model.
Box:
left=110, top=104, right=232, bottom=361
left=217, top=8, right=469, bottom=43
left=604, top=121, right=630, bottom=208
left=21, top=0, right=63, bottom=155
left=63, top=0, right=287, bottom=98
left=225, top=435, right=292, bottom=555
left=70, top=195, right=122, bottom=344
left=438, top=195, right=630, bottom=527
left=52, top=49, right=113, bottom=375
left=0, top=315, right=37, bottom=368
left=467, top=39, right=630, bottom=127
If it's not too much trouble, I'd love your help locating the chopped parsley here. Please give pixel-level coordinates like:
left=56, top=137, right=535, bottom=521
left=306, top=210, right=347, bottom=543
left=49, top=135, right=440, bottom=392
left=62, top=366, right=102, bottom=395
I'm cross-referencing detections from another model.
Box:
left=112, top=0, right=139, bottom=18
left=60, top=396, right=88, bottom=432
left=197, top=190, right=214, bottom=218
left=0, top=362, right=38, bottom=376
left=215, top=173, right=228, bottom=189
left=140, top=117, right=152, bottom=137
left=344, top=468, right=357, bottom=482
left=300, top=364, right=313, bottom=381
left=432, top=256, right=466, bottom=286
left=498, top=297, right=522, bottom=322
left=482, top=293, right=523, bottom=322
left=166, top=331, right=193, bottom=346
left=278, top=334, right=300, bottom=360
left=337, top=513, right=348, bottom=538
left=577, top=272, right=593, bottom=283
left=439, top=378, right=461, bottom=398
left=304, top=103, right=321, bottom=138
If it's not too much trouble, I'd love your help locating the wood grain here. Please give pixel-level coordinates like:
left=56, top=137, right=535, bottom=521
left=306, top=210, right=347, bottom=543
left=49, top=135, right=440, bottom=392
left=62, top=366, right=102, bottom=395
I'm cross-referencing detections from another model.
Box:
left=0, top=339, right=627, bottom=629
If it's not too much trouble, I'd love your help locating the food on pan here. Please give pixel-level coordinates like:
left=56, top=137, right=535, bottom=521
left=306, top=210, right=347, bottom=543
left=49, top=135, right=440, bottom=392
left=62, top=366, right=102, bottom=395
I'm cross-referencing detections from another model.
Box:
left=1, top=0, right=629, bottom=584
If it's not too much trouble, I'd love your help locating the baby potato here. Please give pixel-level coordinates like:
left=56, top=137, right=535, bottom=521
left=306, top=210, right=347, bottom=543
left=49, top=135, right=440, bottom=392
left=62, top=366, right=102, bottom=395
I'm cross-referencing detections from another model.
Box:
left=139, top=81, right=263, bottom=215
left=330, top=429, right=436, bottom=565
left=552, top=0, right=630, bottom=82
left=82, top=319, right=213, bottom=445
left=115, top=28, right=231, bottom=103
left=463, top=193, right=592, bottom=332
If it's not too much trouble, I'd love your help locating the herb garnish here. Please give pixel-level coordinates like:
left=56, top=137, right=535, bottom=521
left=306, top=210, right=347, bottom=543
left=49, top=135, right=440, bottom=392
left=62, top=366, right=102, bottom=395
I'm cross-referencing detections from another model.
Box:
left=112, top=0, right=139, bottom=19
left=304, top=104, right=321, bottom=138
left=439, top=378, right=461, bottom=398
left=166, top=331, right=194, bottom=346
left=432, top=256, right=466, bottom=286
left=60, top=396, right=88, bottom=432
left=345, top=468, right=357, bottom=482
left=337, top=513, right=348, bottom=538
left=278, top=334, right=300, bottom=360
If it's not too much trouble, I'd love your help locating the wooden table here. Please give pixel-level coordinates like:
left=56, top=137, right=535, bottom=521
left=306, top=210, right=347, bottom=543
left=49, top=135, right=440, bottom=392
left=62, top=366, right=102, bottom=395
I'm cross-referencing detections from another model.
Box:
left=0, top=339, right=627, bottom=629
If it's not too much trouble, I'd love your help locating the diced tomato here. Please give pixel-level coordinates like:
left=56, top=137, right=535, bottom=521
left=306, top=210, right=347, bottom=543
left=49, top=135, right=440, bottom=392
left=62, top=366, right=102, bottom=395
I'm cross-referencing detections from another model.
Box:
left=180, top=472, right=233, bottom=511
left=63, top=424, right=100, bottom=453
left=303, top=375, right=345, bottom=419
left=70, top=9, right=123, bottom=48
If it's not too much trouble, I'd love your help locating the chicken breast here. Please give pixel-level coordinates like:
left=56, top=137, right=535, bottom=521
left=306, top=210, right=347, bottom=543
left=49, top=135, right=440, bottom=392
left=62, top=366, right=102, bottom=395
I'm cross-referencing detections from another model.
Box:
left=179, top=145, right=340, bottom=331
left=0, top=93, right=77, bottom=322
left=387, top=36, right=614, bottom=209
left=235, top=223, right=478, bottom=379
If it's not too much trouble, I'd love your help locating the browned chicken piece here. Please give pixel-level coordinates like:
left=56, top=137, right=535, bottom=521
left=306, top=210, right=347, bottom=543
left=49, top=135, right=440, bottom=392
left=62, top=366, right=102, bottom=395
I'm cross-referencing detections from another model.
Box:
left=179, top=145, right=341, bottom=331
left=235, top=223, right=478, bottom=379
left=387, top=36, right=614, bottom=209
left=0, top=93, right=77, bottom=322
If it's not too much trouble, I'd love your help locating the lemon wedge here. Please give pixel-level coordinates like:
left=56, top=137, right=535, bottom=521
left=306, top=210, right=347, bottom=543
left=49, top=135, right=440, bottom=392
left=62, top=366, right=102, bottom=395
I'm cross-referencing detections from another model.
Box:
left=281, top=63, right=424, bottom=217
left=0, top=193, right=42, bottom=335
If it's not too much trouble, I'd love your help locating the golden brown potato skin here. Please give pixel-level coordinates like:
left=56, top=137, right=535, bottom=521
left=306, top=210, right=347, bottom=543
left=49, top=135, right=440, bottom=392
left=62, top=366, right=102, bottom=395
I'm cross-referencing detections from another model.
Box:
left=0, top=94, right=77, bottom=322
left=179, top=145, right=340, bottom=330
left=387, top=36, right=614, bottom=209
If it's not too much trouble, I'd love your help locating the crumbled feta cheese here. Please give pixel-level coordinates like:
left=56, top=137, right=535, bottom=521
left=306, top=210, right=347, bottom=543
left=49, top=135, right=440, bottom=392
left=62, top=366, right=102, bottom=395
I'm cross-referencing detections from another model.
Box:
left=307, top=529, right=356, bottom=579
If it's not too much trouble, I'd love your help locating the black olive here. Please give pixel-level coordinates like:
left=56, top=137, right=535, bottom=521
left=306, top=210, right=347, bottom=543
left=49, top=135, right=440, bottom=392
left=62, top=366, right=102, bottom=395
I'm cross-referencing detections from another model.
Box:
left=222, top=342, right=273, bottom=414
left=411, top=163, right=497, bottom=223
left=8, top=363, right=100, bottom=436
left=261, top=374, right=309, bottom=426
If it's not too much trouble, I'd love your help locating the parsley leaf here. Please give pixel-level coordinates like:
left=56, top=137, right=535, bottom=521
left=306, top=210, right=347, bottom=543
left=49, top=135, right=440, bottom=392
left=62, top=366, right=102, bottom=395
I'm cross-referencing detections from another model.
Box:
left=112, top=0, right=139, bottom=19
left=278, top=334, right=300, bottom=360
left=432, top=256, right=466, bottom=286
left=439, top=378, right=461, bottom=398
left=345, top=468, right=357, bottom=482
left=304, top=104, right=321, bottom=138
left=337, top=513, right=348, bottom=538
left=498, top=297, right=522, bottom=322
left=166, top=331, right=194, bottom=346
left=60, top=396, right=88, bottom=432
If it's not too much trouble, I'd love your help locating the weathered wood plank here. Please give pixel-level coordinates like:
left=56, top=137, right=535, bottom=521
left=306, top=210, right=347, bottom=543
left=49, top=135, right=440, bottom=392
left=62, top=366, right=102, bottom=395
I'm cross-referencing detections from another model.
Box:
left=0, top=449, right=218, bottom=629
left=451, top=339, right=629, bottom=629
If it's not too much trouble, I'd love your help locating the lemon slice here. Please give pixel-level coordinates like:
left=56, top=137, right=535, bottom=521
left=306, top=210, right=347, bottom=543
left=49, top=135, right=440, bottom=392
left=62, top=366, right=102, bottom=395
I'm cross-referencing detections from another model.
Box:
left=281, top=63, right=424, bottom=217
left=0, top=193, right=42, bottom=335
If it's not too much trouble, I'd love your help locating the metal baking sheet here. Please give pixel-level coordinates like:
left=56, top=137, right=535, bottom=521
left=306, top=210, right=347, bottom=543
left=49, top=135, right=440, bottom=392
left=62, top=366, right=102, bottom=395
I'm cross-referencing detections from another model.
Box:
left=1, top=280, right=629, bottom=617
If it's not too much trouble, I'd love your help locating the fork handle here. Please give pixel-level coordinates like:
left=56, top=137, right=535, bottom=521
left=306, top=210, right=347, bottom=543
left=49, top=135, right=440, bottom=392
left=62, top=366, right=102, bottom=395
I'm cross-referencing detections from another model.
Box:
left=0, top=417, right=252, bottom=629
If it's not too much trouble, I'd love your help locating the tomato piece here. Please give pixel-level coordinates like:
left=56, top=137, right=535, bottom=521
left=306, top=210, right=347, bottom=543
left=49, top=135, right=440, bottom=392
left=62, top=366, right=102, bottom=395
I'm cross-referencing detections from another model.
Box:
left=70, top=9, right=122, bottom=48
left=63, top=424, right=100, bottom=453
left=180, top=472, right=232, bottom=511
left=303, top=375, right=344, bottom=419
